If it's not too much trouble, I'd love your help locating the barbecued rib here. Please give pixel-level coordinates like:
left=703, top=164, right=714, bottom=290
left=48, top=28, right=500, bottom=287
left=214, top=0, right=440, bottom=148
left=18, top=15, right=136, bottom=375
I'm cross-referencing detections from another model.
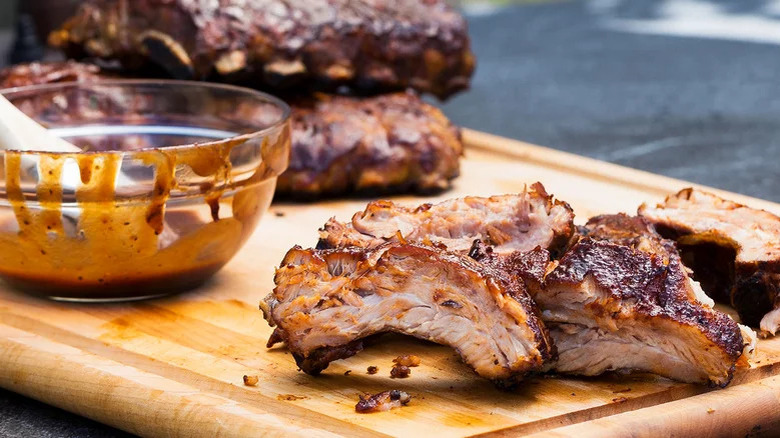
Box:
left=0, top=61, right=106, bottom=88
left=0, top=62, right=463, bottom=198
left=527, top=215, right=751, bottom=386
left=318, top=183, right=575, bottom=256
left=50, top=0, right=475, bottom=99
left=278, top=92, right=463, bottom=197
left=639, top=188, right=780, bottom=334
left=261, top=243, right=555, bottom=386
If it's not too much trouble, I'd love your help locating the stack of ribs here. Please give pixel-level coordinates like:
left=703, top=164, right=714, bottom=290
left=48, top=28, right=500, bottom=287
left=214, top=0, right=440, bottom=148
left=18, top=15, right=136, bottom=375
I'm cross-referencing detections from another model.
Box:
left=1, top=0, right=475, bottom=198
left=263, top=183, right=764, bottom=388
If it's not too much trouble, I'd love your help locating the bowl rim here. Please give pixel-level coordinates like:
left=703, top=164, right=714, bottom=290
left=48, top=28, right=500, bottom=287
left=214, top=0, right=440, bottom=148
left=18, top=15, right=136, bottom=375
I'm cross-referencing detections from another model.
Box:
left=0, top=79, right=292, bottom=155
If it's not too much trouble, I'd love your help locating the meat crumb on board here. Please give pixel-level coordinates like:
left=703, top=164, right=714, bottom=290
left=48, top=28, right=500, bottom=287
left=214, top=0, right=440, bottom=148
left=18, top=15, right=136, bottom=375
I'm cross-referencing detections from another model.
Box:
left=355, top=390, right=411, bottom=413
left=367, top=366, right=379, bottom=375
left=393, top=355, right=421, bottom=367
left=243, top=375, right=259, bottom=386
left=391, top=364, right=411, bottom=378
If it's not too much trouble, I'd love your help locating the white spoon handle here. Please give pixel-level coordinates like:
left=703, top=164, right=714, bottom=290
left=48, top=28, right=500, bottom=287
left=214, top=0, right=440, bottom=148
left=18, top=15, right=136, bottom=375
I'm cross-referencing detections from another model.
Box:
left=0, top=93, right=180, bottom=248
left=0, top=95, right=81, bottom=153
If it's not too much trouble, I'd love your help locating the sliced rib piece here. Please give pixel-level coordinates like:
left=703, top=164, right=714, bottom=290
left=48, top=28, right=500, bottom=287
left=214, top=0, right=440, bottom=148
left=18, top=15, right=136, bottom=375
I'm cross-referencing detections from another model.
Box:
left=0, top=63, right=463, bottom=199
left=439, top=214, right=752, bottom=385
left=261, top=243, right=554, bottom=387
left=534, top=231, right=747, bottom=386
left=581, top=214, right=715, bottom=307
left=581, top=214, right=756, bottom=361
left=639, top=188, right=780, bottom=334
left=318, top=183, right=575, bottom=256
left=278, top=92, right=463, bottom=197
left=51, top=0, right=474, bottom=99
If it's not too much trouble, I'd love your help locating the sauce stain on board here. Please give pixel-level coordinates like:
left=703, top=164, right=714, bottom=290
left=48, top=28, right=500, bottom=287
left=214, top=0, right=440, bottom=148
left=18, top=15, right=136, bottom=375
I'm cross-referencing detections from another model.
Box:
left=441, top=411, right=489, bottom=428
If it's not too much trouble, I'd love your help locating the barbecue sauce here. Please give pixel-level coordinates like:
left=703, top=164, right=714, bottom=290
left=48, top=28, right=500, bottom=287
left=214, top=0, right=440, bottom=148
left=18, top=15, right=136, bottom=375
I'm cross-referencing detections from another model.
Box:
left=0, top=130, right=287, bottom=300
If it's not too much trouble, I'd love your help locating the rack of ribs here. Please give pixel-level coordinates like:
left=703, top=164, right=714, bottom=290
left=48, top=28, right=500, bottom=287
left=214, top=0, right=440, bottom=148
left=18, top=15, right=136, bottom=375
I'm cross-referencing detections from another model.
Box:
left=278, top=92, right=462, bottom=197
left=49, top=0, right=475, bottom=99
left=261, top=243, right=555, bottom=387
left=639, top=188, right=780, bottom=335
left=0, top=62, right=464, bottom=198
left=318, top=183, right=575, bottom=256
left=525, top=214, right=753, bottom=386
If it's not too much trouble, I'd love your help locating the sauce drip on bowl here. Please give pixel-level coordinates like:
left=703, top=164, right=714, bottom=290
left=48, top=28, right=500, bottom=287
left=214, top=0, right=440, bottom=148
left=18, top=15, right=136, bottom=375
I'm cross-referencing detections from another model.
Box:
left=0, top=123, right=290, bottom=300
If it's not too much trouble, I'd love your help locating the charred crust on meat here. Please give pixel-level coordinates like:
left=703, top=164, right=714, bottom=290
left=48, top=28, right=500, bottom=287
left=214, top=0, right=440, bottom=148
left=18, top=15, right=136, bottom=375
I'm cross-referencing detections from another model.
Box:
left=266, top=327, right=285, bottom=348
left=581, top=214, right=669, bottom=253
left=469, top=238, right=553, bottom=313
left=506, top=247, right=554, bottom=290
left=549, top=238, right=744, bottom=362
left=293, top=339, right=370, bottom=375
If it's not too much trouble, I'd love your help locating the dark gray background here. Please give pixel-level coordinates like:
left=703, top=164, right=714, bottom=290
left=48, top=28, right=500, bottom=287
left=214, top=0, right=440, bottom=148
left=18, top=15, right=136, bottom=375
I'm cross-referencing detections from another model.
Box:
left=1, top=0, right=780, bottom=436
left=0, top=2, right=15, bottom=29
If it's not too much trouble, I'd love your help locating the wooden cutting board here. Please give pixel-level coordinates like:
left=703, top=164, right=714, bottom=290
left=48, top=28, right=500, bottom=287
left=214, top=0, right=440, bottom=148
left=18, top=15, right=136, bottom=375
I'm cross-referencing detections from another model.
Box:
left=3, top=129, right=780, bottom=438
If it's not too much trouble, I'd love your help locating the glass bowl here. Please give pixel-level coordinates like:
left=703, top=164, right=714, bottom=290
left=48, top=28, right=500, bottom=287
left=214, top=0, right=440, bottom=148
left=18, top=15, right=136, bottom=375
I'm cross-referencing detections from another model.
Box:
left=0, top=80, right=291, bottom=301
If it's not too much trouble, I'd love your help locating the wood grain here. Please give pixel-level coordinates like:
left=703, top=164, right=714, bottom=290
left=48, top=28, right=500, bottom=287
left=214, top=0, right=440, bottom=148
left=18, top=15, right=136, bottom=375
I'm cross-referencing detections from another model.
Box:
left=2, top=129, right=780, bottom=437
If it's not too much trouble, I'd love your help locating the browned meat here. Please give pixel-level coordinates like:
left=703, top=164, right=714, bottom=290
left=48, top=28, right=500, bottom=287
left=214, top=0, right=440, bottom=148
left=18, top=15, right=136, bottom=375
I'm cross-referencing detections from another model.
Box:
left=279, top=92, right=462, bottom=197
left=580, top=214, right=679, bottom=258
left=318, top=183, right=575, bottom=256
left=468, top=240, right=553, bottom=294
left=50, top=0, right=475, bottom=99
left=580, top=214, right=715, bottom=307
left=0, top=62, right=463, bottom=198
left=261, top=243, right=555, bottom=387
left=355, top=390, right=411, bottom=413
left=639, top=188, right=780, bottom=334
left=393, top=355, right=421, bottom=367
left=530, top=215, right=752, bottom=386
left=0, top=61, right=107, bottom=88
left=390, top=364, right=411, bottom=379
left=242, top=375, right=259, bottom=387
